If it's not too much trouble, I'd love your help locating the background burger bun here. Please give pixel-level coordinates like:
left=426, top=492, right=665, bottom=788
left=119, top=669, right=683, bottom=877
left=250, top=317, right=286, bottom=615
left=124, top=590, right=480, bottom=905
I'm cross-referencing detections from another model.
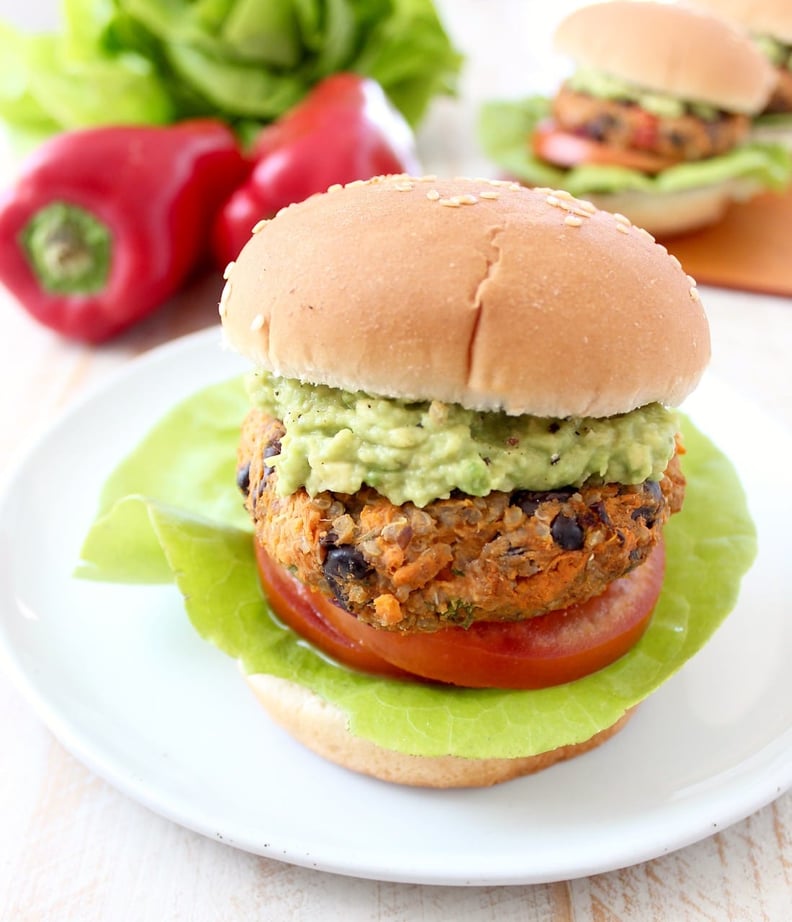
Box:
left=246, top=674, right=635, bottom=788
left=554, top=0, right=776, bottom=115
left=685, top=0, right=792, bottom=44
left=221, top=175, right=710, bottom=419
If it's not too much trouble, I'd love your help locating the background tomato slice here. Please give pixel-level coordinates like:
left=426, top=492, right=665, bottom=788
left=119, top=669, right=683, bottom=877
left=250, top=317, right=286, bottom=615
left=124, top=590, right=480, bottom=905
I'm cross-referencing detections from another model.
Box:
left=532, top=120, right=678, bottom=174
left=255, top=542, right=666, bottom=690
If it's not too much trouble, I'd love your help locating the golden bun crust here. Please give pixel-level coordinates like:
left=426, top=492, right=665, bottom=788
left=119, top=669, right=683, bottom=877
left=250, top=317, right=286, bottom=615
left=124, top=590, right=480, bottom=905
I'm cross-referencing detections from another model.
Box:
left=220, top=175, right=710, bottom=418
left=686, top=0, right=792, bottom=44
left=589, top=177, right=763, bottom=238
left=555, top=0, right=776, bottom=115
left=246, top=674, right=634, bottom=788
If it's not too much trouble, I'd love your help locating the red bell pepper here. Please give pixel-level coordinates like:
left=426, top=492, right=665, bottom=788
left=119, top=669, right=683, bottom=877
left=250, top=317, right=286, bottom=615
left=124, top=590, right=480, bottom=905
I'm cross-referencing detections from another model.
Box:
left=0, top=120, right=248, bottom=343
left=212, top=73, right=421, bottom=267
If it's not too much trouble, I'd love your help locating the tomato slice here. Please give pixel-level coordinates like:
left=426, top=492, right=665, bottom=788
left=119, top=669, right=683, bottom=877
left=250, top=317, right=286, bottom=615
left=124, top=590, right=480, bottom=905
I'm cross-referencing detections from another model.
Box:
left=255, top=542, right=665, bottom=689
left=533, top=120, right=679, bottom=174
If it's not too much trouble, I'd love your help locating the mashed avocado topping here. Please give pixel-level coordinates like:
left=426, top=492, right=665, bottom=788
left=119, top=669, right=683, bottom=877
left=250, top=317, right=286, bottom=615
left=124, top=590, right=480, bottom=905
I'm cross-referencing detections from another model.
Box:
left=754, top=35, right=792, bottom=70
left=754, top=35, right=786, bottom=67
left=566, top=67, right=719, bottom=120
left=248, top=371, right=678, bottom=507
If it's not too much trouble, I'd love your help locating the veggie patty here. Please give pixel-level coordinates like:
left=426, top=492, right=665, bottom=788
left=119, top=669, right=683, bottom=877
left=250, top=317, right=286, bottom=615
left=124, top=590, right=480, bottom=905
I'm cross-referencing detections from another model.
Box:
left=238, top=409, right=686, bottom=632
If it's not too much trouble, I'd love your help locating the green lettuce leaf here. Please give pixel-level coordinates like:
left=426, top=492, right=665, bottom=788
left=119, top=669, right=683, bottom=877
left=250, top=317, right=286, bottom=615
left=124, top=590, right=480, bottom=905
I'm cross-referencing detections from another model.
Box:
left=0, top=0, right=462, bottom=136
left=351, top=0, right=464, bottom=127
left=77, top=376, right=251, bottom=583
left=478, top=96, right=792, bottom=196
left=0, top=14, right=173, bottom=135
left=76, top=376, right=757, bottom=760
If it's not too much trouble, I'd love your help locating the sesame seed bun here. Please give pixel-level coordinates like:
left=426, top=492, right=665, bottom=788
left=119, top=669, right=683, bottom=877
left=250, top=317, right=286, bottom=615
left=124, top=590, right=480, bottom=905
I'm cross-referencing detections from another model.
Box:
left=555, top=0, right=776, bottom=115
left=220, top=175, right=710, bottom=419
left=245, top=674, right=635, bottom=788
left=686, top=0, right=792, bottom=45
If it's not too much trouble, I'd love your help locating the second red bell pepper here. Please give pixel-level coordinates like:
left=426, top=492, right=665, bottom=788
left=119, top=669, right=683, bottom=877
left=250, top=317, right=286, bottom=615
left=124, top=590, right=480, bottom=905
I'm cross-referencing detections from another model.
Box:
left=212, top=73, right=421, bottom=267
left=0, top=119, right=249, bottom=343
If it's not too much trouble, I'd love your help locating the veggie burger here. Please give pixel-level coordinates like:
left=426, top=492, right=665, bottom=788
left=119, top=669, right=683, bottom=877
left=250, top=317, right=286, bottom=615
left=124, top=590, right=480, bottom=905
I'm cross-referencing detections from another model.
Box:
left=218, top=174, right=711, bottom=787
left=479, top=0, right=789, bottom=238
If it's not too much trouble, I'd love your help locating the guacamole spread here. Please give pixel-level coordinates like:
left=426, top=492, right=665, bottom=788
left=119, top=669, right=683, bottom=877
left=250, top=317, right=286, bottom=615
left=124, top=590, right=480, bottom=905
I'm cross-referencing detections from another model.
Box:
left=754, top=35, right=792, bottom=69
left=248, top=371, right=678, bottom=508
left=566, top=67, right=719, bottom=120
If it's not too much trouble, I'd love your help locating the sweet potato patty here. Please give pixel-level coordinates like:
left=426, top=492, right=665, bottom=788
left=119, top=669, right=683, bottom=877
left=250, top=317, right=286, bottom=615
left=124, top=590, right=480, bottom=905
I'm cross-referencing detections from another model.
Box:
left=552, top=85, right=750, bottom=161
left=238, top=408, right=685, bottom=633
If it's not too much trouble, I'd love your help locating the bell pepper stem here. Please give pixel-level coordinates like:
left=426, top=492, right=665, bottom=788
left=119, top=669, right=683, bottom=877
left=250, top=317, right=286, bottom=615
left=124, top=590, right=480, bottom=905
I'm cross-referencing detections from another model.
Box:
left=20, top=201, right=112, bottom=295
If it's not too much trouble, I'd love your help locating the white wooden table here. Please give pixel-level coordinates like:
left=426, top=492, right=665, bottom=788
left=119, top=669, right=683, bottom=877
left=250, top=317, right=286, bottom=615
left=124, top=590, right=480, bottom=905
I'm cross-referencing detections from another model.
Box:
left=0, top=2, right=789, bottom=918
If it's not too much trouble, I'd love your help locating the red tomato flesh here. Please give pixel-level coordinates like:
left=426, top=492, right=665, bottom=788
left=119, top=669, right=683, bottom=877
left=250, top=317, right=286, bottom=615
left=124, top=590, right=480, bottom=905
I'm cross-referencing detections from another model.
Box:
left=255, top=542, right=665, bottom=690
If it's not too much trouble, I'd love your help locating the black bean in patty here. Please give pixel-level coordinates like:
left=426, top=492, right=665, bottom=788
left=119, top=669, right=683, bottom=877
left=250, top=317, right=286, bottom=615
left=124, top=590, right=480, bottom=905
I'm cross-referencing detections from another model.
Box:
left=323, top=546, right=373, bottom=608
left=263, top=439, right=281, bottom=478
left=551, top=513, right=585, bottom=551
left=236, top=462, right=251, bottom=494
left=510, top=487, right=576, bottom=517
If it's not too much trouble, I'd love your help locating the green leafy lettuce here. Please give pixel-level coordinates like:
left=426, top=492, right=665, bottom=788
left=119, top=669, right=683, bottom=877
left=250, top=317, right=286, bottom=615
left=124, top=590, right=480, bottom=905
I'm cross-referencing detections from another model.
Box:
left=0, top=0, right=462, bottom=144
left=76, top=376, right=756, bottom=760
left=478, top=96, right=792, bottom=198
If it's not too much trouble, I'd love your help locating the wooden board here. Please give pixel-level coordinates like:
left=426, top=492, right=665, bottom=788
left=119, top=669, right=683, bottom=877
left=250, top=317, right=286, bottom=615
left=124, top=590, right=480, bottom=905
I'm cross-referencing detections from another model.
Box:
left=663, top=189, right=792, bottom=296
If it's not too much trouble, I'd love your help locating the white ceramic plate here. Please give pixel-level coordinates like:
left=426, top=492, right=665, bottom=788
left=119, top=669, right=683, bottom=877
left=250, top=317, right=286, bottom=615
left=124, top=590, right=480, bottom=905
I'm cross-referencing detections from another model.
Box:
left=0, top=326, right=789, bottom=886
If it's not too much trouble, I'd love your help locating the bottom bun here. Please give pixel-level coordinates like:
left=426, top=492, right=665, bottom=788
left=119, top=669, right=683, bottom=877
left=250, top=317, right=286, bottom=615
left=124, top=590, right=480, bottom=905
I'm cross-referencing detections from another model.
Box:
left=246, top=673, right=635, bottom=788
left=589, top=179, right=761, bottom=238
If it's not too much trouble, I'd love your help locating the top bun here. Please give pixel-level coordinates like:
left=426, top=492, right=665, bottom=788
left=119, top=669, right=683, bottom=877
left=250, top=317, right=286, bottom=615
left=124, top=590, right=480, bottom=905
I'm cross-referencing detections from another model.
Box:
left=686, top=0, right=792, bottom=44
left=220, top=175, right=710, bottom=419
left=555, top=0, right=776, bottom=115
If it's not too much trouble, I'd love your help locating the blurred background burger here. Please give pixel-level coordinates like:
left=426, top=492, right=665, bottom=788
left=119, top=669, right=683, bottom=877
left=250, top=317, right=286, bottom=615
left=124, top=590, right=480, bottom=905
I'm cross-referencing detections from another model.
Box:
left=686, top=0, right=792, bottom=143
left=478, top=0, right=792, bottom=237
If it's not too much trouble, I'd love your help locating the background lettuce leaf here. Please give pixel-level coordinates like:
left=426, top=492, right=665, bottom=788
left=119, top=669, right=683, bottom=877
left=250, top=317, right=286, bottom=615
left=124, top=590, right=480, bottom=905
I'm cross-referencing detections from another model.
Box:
left=0, top=0, right=462, bottom=136
left=0, top=13, right=173, bottom=132
left=76, top=376, right=251, bottom=582
left=77, top=378, right=757, bottom=760
left=478, top=96, right=792, bottom=196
